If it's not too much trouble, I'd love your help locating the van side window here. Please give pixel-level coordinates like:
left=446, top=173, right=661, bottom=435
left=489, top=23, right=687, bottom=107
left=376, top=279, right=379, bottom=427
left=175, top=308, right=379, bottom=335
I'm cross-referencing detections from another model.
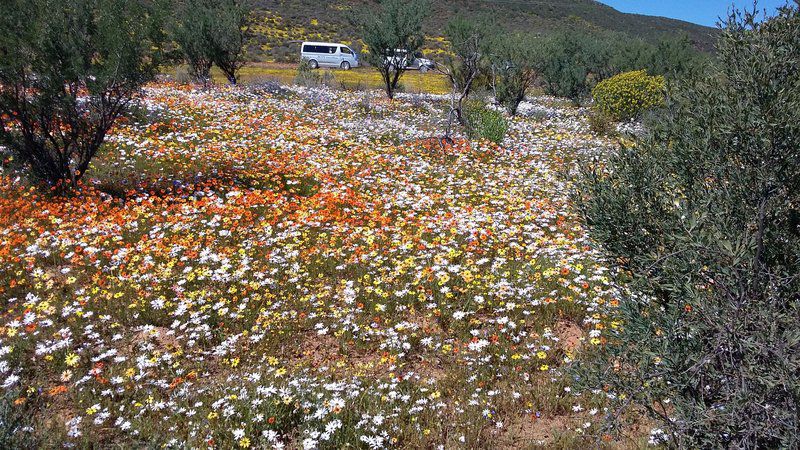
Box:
left=340, top=47, right=352, bottom=55
left=328, top=46, right=336, bottom=54
left=303, top=45, right=328, bottom=54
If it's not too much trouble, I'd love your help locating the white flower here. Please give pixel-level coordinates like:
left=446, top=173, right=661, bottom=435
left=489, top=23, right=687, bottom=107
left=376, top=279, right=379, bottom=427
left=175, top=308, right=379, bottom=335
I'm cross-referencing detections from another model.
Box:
left=2, top=374, right=19, bottom=388
left=325, top=419, right=342, bottom=434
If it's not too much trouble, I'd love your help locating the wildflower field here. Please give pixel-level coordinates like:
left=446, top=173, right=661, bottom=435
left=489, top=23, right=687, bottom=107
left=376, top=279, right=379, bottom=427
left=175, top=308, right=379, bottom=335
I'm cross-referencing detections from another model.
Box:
left=0, top=84, right=629, bottom=448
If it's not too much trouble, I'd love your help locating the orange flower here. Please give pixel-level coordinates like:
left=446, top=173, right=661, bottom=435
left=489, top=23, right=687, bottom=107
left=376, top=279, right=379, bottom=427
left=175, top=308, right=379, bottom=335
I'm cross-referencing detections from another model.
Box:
left=48, top=385, right=68, bottom=396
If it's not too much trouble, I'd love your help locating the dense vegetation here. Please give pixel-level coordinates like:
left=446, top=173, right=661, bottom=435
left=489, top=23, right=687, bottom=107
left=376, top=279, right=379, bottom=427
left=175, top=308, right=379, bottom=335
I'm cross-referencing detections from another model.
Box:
left=575, top=3, right=800, bottom=447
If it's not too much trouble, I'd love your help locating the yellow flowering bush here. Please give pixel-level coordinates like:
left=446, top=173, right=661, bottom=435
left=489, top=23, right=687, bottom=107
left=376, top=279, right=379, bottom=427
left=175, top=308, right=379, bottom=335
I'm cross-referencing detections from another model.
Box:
left=592, top=70, right=665, bottom=121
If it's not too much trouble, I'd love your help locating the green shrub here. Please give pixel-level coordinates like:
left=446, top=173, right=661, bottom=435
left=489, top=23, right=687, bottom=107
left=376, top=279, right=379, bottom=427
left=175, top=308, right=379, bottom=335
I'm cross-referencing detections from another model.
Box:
left=573, top=5, right=800, bottom=448
left=591, top=70, right=665, bottom=121
left=463, top=101, right=507, bottom=144
left=539, top=29, right=611, bottom=102
left=538, top=27, right=705, bottom=103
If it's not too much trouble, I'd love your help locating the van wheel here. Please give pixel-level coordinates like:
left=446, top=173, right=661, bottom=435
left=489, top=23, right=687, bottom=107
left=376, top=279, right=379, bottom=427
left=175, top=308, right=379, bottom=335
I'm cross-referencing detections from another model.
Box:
left=340, top=61, right=351, bottom=70
left=308, top=59, right=318, bottom=69
left=420, top=65, right=429, bottom=74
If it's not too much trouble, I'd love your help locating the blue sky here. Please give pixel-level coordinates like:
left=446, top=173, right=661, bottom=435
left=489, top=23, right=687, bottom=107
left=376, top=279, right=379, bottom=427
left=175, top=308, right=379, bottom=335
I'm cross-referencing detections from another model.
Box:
left=598, top=0, right=790, bottom=26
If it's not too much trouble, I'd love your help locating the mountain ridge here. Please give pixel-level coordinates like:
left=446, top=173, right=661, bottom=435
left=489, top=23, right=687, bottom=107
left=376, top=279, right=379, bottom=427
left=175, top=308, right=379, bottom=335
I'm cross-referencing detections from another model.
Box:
left=247, top=0, right=720, bottom=61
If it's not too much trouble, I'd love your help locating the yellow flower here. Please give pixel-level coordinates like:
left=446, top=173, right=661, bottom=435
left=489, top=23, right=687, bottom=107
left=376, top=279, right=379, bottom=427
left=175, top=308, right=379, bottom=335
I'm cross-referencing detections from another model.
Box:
left=65, top=353, right=79, bottom=367
left=537, top=351, right=547, bottom=359
left=460, top=270, right=474, bottom=283
left=238, top=437, right=251, bottom=448
left=207, top=411, right=218, bottom=420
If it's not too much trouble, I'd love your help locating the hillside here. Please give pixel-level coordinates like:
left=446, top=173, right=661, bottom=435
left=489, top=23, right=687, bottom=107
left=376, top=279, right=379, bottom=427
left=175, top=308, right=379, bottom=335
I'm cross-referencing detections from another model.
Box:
left=247, top=0, right=719, bottom=62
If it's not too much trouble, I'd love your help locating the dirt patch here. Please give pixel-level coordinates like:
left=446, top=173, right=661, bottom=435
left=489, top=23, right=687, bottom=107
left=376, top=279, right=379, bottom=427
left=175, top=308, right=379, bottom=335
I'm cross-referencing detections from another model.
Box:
left=399, top=354, right=447, bottom=383
left=40, top=396, right=75, bottom=435
left=286, top=332, right=384, bottom=376
left=493, top=414, right=574, bottom=449
left=290, top=334, right=342, bottom=368
left=554, top=320, right=583, bottom=353
left=129, top=326, right=181, bottom=353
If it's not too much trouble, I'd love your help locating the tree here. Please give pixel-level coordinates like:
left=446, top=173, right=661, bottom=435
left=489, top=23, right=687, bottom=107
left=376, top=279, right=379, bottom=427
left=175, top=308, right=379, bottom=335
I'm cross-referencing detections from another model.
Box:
left=573, top=3, right=800, bottom=447
left=442, top=15, right=492, bottom=124
left=354, top=0, right=429, bottom=100
left=209, top=0, right=249, bottom=85
left=0, top=0, right=166, bottom=190
left=173, top=0, right=249, bottom=85
left=538, top=30, right=597, bottom=102
left=173, top=0, right=214, bottom=82
left=489, top=33, right=542, bottom=116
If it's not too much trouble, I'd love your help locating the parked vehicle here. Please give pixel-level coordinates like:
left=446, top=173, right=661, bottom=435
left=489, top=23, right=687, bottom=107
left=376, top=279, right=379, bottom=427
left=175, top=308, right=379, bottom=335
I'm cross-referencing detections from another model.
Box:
left=300, top=42, right=359, bottom=70
left=384, top=49, right=435, bottom=73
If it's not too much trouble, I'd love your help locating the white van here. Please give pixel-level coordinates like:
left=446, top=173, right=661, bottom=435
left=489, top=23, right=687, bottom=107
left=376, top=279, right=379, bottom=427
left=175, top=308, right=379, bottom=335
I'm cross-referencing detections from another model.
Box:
left=300, top=42, right=359, bottom=70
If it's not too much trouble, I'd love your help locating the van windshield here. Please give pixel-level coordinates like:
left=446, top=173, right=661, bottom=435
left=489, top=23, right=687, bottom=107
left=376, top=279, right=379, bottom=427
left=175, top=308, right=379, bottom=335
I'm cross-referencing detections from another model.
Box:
left=340, top=47, right=352, bottom=55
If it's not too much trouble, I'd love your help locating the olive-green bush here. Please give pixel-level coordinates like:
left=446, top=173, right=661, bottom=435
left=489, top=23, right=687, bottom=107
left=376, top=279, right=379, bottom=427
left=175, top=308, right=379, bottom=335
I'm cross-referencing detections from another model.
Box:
left=574, top=4, right=800, bottom=448
left=591, top=70, right=665, bottom=121
left=463, top=101, right=507, bottom=144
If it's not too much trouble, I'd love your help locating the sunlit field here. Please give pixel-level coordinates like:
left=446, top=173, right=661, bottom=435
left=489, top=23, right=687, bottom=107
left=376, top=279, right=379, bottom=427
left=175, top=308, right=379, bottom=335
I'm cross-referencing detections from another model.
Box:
left=195, top=64, right=452, bottom=95
left=0, top=83, right=634, bottom=448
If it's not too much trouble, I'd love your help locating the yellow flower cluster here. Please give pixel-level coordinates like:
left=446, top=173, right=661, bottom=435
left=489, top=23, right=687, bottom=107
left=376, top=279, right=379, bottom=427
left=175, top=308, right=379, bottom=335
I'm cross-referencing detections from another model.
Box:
left=592, top=70, right=665, bottom=121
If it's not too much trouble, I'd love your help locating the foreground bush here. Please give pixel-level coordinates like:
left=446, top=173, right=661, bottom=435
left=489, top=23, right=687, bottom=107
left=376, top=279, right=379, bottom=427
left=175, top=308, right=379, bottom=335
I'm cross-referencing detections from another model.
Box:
left=0, top=0, right=166, bottom=190
left=574, top=4, right=799, bottom=448
left=591, top=70, right=665, bottom=121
